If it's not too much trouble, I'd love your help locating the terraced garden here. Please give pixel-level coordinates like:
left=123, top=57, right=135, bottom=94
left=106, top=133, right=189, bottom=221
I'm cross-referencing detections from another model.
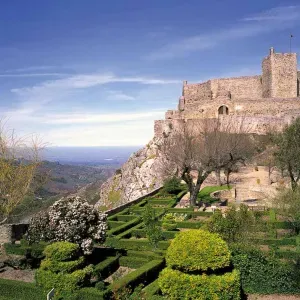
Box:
left=2, top=185, right=300, bottom=299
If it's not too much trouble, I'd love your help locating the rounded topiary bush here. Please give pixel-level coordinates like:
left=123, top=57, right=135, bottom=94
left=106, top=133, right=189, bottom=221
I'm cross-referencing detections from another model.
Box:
left=166, top=229, right=230, bottom=272
left=159, top=229, right=240, bottom=299
left=36, top=241, right=93, bottom=297
left=159, top=268, right=240, bottom=300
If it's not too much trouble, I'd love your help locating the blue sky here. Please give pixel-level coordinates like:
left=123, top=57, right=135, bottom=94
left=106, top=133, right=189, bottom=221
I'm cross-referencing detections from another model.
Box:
left=1, top=0, right=300, bottom=146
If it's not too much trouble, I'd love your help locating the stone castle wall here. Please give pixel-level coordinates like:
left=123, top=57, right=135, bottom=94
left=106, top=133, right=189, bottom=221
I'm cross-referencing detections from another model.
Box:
left=262, top=51, right=298, bottom=98
left=183, top=81, right=212, bottom=105
left=210, top=76, right=262, bottom=100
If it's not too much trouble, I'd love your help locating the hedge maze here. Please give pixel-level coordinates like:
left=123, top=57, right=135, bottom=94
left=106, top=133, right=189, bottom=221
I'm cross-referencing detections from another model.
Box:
left=3, top=186, right=300, bottom=299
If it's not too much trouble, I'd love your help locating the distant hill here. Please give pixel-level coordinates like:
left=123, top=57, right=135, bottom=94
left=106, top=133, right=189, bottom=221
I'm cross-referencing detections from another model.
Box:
left=10, top=160, right=118, bottom=223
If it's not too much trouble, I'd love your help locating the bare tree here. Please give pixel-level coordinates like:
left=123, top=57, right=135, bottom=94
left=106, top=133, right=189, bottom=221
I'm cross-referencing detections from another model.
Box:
left=0, top=121, right=44, bottom=224
left=160, top=117, right=255, bottom=206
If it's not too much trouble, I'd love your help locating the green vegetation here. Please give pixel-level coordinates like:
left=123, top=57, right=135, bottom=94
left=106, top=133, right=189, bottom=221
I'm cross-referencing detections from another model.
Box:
left=108, top=190, right=121, bottom=204
left=197, top=185, right=231, bottom=204
left=36, top=242, right=93, bottom=298
left=6, top=178, right=300, bottom=299
left=166, top=229, right=230, bottom=272
left=142, top=205, right=163, bottom=248
left=159, top=230, right=240, bottom=299
left=0, top=279, right=46, bottom=300
left=207, top=204, right=258, bottom=244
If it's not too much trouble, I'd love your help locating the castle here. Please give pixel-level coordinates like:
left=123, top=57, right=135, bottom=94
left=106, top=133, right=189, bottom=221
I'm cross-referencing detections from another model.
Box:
left=154, top=48, right=300, bottom=136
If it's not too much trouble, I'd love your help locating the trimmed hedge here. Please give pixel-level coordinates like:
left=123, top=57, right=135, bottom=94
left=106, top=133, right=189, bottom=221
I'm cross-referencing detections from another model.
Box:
left=105, top=238, right=170, bottom=251
left=108, top=221, right=126, bottom=229
left=117, top=214, right=138, bottom=222
left=119, top=256, right=149, bottom=268
left=275, top=250, right=300, bottom=260
left=75, top=287, right=109, bottom=300
left=158, top=268, right=240, bottom=300
left=107, top=217, right=141, bottom=236
left=256, top=238, right=296, bottom=246
left=126, top=250, right=163, bottom=260
left=93, top=256, right=120, bottom=280
left=4, top=242, right=46, bottom=259
left=176, top=190, right=187, bottom=201
left=167, top=208, right=193, bottom=213
left=143, top=279, right=161, bottom=297
left=176, top=221, right=203, bottom=229
left=116, top=222, right=144, bottom=239
left=0, top=278, right=46, bottom=300
left=131, top=229, right=177, bottom=240
left=109, top=259, right=164, bottom=292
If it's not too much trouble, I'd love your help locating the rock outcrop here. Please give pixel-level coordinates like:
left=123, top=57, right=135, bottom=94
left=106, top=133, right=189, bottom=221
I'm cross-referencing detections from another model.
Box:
left=97, top=138, right=165, bottom=209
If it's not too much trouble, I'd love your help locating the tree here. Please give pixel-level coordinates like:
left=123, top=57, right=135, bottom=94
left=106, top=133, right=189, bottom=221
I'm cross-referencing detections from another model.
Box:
left=26, top=196, right=108, bottom=254
left=142, top=205, right=162, bottom=248
left=273, top=118, right=300, bottom=190
left=160, top=118, right=254, bottom=206
left=273, top=187, right=300, bottom=234
left=0, top=121, right=43, bottom=224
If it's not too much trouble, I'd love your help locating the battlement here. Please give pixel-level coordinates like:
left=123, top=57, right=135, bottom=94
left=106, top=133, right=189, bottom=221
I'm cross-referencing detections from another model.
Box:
left=180, top=48, right=298, bottom=111
left=154, top=48, right=300, bottom=138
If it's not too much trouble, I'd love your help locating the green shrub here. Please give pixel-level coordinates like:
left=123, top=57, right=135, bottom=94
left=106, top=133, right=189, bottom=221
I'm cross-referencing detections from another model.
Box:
left=43, top=241, right=79, bottom=262
left=231, top=244, right=300, bottom=294
left=166, top=230, right=230, bottom=272
left=36, top=242, right=93, bottom=297
left=36, top=265, right=93, bottom=295
left=158, top=268, right=240, bottom=300
left=40, top=256, right=85, bottom=273
left=143, top=205, right=163, bottom=248
left=0, top=278, right=46, bottom=300
left=161, top=177, right=182, bottom=195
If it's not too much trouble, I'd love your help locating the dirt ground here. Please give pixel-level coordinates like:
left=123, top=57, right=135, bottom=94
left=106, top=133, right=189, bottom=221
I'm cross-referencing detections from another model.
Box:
left=0, top=267, right=35, bottom=282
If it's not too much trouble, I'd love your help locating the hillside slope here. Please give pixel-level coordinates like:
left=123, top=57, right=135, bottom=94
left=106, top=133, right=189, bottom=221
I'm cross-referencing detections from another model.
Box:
left=97, top=138, right=165, bottom=210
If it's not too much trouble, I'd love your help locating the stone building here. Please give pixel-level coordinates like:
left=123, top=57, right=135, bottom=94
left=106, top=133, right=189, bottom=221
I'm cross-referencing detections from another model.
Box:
left=155, top=48, right=300, bottom=137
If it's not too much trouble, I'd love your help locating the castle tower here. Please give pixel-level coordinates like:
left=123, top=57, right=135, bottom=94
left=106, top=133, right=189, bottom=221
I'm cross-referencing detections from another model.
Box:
left=262, top=47, right=298, bottom=98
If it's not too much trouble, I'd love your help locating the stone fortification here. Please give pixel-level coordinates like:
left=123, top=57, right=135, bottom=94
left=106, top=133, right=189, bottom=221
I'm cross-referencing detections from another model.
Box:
left=99, top=48, right=300, bottom=208
left=155, top=48, right=300, bottom=137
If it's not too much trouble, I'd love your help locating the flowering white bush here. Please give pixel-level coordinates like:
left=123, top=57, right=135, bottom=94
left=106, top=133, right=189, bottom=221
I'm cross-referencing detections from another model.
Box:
left=26, top=196, right=107, bottom=254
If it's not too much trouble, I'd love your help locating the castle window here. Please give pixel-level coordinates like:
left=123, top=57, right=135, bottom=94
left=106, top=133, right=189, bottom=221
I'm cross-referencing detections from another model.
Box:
left=218, top=105, right=229, bottom=115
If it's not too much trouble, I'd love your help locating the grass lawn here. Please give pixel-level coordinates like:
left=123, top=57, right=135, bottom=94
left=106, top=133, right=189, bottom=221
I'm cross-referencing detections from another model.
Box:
left=197, top=185, right=231, bottom=204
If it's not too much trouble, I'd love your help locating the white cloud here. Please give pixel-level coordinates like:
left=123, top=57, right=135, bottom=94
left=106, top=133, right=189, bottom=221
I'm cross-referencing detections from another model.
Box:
left=43, top=111, right=164, bottom=125
left=147, top=6, right=300, bottom=60
left=0, top=73, right=68, bottom=77
left=45, top=120, right=155, bottom=146
left=11, top=73, right=180, bottom=95
left=242, top=6, right=300, bottom=22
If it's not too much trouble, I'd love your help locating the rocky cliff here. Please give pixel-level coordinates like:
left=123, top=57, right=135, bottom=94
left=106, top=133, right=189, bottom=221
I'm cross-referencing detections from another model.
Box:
left=97, top=137, right=166, bottom=210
